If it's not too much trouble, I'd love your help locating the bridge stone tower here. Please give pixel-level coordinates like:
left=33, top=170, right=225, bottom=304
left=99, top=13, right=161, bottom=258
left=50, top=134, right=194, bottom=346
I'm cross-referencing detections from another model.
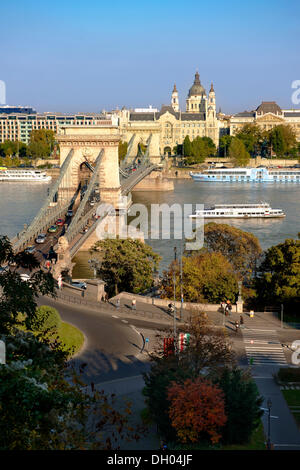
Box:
left=57, top=125, right=121, bottom=207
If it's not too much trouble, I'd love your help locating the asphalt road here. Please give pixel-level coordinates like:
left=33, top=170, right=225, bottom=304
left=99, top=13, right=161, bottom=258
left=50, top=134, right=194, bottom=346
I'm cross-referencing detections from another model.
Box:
left=38, top=295, right=154, bottom=385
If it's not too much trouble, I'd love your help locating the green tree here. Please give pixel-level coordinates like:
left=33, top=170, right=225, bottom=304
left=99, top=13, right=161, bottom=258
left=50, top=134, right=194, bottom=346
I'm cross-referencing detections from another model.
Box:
left=162, top=251, right=238, bottom=303
left=0, top=236, right=56, bottom=334
left=214, top=367, right=263, bottom=445
left=268, top=124, right=297, bottom=157
left=118, top=140, right=128, bottom=163
left=30, top=305, right=62, bottom=335
left=219, top=135, right=233, bottom=157
left=90, top=238, right=161, bottom=296
left=28, top=129, right=55, bottom=159
left=229, top=138, right=250, bottom=167
left=183, top=135, right=192, bottom=157
left=235, top=124, right=263, bottom=156
left=255, top=238, right=300, bottom=314
left=0, top=235, right=142, bottom=450
left=203, top=222, right=262, bottom=279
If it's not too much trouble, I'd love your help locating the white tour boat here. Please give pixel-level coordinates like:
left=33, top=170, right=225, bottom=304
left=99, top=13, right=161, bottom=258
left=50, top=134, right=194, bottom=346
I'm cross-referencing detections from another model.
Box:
left=0, top=168, right=51, bottom=182
left=189, top=203, right=286, bottom=219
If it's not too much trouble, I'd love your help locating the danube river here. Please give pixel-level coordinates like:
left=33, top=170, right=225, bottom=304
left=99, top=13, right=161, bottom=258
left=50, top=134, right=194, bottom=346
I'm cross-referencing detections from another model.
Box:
left=0, top=180, right=299, bottom=276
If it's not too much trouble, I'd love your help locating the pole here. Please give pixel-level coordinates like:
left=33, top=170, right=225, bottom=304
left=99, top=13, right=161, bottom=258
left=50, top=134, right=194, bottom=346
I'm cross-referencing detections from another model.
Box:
left=267, top=398, right=272, bottom=450
left=173, top=270, right=177, bottom=350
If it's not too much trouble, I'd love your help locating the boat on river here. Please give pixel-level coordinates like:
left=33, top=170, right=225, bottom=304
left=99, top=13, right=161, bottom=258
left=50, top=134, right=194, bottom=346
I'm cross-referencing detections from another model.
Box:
left=189, top=202, right=286, bottom=219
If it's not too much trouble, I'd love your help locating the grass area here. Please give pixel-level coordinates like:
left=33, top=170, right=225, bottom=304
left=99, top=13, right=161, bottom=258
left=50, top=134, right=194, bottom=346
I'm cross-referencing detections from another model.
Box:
left=58, top=321, right=84, bottom=356
left=168, top=422, right=266, bottom=451
left=222, top=422, right=266, bottom=450
left=282, top=389, right=300, bottom=429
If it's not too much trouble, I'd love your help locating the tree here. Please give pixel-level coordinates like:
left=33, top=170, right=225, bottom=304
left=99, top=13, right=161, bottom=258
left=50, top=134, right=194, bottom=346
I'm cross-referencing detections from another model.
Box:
left=268, top=124, right=297, bottom=157
left=255, top=238, right=300, bottom=314
left=183, top=135, right=192, bottom=157
left=118, top=140, right=128, bottom=163
left=143, top=315, right=234, bottom=441
left=229, top=138, right=250, bottom=167
left=213, top=367, right=263, bottom=445
left=0, top=236, right=143, bottom=450
left=219, top=135, right=233, bottom=157
left=30, top=305, right=62, bottom=335
left=235, top=124, right=263, bottom=156
left=168, top=377, right=227, bottom=444
left=203, top=222, right=262, bottom=279
left=0, top=236, right=56, bottom=334
left=162, top=251, right=238, bottom=304
left=28, top=129, right=55, bottom=159
left=89, top=238, right=161, bottom=296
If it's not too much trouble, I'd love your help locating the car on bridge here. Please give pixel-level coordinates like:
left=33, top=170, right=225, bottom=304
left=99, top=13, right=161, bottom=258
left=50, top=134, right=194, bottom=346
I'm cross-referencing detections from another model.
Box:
left=71, top=281, right=87, bottom=290
left=25, top=246, right=36, bottom=254
left=55, top=218, right=65, bottom=226
left=48, top=225, right=58, bottom=233
left=66, top=209, right=73, bottom=217
left=20, top=273, right=31, bottom=282
left=36, top=234, right=46, bottom=244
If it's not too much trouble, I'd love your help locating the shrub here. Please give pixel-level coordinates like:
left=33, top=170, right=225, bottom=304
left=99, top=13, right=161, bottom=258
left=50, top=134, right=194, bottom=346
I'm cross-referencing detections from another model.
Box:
left=277, top=368, right=300, bottom=383
left=30, top=306, right=61, bottom=334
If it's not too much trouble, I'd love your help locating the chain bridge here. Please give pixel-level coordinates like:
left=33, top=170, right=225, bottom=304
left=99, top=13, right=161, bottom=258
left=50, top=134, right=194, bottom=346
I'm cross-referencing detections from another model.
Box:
left=10, top=125, right=165, bottom=277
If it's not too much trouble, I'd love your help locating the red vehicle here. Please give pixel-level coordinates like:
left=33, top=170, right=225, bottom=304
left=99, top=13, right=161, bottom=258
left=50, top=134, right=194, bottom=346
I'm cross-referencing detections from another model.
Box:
left=55, top=218, right=65, bottom=226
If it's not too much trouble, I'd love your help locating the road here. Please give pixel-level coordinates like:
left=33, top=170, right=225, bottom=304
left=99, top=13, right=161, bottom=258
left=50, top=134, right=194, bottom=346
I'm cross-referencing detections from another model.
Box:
left=38, top=295, right=157, bottom=385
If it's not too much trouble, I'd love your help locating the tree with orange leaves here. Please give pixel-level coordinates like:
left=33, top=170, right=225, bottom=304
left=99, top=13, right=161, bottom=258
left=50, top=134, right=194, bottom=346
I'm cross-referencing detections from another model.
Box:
left=167, top=377, right=227, bottom=445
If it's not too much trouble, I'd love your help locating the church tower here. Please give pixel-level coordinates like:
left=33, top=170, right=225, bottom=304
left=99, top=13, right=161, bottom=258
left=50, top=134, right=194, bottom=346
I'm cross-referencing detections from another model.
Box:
left=171, top=83, right=179, bottom=112
left=207, top=82, right=216, bottom=119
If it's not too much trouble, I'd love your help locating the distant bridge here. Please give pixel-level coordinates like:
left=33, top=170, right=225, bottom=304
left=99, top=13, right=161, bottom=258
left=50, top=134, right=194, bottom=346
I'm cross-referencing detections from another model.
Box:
left=10, top=126, right=163, bottom=276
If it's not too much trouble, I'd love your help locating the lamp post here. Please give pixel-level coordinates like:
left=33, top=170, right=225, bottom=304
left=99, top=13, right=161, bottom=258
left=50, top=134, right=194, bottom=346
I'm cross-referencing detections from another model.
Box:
left=267, top=398, right=272, bottom=450
left=173, top=246, right=177, bottom=346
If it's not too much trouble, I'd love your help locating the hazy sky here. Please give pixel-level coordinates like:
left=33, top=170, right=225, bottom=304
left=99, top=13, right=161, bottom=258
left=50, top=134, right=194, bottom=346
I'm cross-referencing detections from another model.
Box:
left=1, top=0, right=300, bottom=114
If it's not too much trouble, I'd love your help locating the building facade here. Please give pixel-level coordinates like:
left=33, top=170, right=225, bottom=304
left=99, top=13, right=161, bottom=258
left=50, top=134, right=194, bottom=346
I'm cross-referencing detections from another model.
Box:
left=115, top=71, right=221, bottom=154
left=230, top=101, right=300, bottom=142
left=0, top=113, right=116, bottom=144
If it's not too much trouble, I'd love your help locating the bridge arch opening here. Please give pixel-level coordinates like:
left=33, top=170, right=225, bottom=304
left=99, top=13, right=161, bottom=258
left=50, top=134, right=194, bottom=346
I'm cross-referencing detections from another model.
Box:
left=163, top=146, right=172, bottom=156
left=78, top=161, right=93, bottom=189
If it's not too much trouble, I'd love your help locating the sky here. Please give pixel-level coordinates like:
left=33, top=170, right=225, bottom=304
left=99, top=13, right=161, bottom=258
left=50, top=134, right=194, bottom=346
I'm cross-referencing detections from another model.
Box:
left=1, top=0, right=300, bottom=114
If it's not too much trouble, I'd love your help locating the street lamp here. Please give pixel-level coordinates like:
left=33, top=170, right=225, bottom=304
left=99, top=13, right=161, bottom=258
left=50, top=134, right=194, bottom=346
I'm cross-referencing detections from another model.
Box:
left=267, top=398, right=272, bottom=450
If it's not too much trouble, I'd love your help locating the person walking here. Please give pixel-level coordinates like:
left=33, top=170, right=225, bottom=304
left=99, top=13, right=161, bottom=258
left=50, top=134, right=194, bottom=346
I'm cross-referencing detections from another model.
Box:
left=116, top=298, right=120, bottom=309
left=235, top=320, right=240, bottom=333
left=131, top=298, right=136, bottom=310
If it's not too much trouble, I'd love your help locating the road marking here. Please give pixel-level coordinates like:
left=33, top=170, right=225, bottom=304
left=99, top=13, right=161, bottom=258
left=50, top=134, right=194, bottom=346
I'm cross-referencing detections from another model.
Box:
left=121, top=319, right=129, bottom=323
left=242, top=328, right=287, bottom=366
left=112, top=315, right=119, bottom=319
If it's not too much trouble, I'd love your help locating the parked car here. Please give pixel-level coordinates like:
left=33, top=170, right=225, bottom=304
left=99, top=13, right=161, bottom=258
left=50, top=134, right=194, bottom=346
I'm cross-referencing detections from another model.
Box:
left=48, top=225, right=58, bottom=233
left=25, top=246, right=36, bottom=254
left=71, top=281, right=87, bottom=290
left=55, top=218, right=65, bottom=226
left=36, top=234, right=46, bottom=244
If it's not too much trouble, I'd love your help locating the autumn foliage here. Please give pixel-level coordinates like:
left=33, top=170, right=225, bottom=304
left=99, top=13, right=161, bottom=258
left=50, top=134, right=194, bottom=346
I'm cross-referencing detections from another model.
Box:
left=167, top=377, right=227, bottom=444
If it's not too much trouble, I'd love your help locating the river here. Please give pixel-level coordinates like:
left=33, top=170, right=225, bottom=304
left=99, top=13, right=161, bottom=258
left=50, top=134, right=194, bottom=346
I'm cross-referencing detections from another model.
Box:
left=0, top=179, right=299, bottom=277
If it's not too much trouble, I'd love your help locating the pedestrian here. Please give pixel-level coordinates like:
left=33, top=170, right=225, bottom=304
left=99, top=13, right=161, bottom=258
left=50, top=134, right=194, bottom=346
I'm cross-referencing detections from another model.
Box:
left=116, top=298, right=120, bottom=309
left=235, top=320, right=239, bottom=333
left=226, top=300, right=232, bottom=315
left=240, top=315, right=244, bottom=325
left=104, top=292, right=108, bottom=303
left=131, top=298, right=136, bottom=310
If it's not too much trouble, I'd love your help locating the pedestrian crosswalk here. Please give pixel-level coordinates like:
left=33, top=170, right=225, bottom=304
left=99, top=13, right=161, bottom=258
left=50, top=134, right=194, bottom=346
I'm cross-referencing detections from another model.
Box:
left=242, top=328, right=287, bottom=366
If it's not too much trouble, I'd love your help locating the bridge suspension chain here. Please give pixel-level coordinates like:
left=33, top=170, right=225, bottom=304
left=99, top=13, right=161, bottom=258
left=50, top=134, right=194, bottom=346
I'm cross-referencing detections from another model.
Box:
left=65, top=149, right=104, bottom=243
left=12, top=149, right=74, bottom=252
